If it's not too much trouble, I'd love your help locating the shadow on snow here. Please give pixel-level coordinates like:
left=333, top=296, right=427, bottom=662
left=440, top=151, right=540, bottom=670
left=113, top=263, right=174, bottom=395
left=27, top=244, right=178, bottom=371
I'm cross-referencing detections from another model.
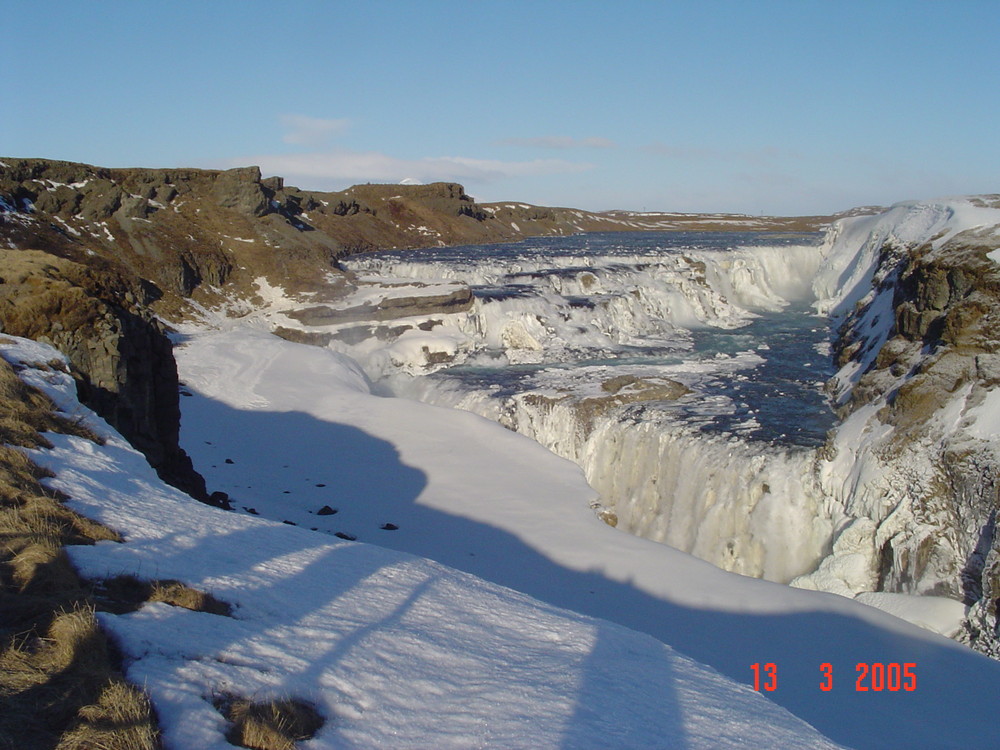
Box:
left=174, top=390, right=1000, bottom=750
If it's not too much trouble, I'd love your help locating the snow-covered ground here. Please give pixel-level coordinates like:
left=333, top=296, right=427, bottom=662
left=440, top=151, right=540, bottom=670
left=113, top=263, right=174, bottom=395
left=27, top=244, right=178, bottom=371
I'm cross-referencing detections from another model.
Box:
left=9, top=326, right=1000, bottom=747
left=169, top=325, right=1000, bottom=749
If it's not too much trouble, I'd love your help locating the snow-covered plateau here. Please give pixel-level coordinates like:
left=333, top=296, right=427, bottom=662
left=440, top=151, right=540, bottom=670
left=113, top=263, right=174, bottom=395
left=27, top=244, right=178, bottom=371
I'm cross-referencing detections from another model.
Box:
left=6, top=195, right=1000, bottom=748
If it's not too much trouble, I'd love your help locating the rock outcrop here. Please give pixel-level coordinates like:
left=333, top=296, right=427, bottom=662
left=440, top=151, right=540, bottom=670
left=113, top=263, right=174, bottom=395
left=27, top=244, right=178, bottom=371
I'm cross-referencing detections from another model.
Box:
left=0, top=249, right=208, bottom=500
left=287, top=285, right=474, bottom=326
left=798, top=198, right=1000, bottom=656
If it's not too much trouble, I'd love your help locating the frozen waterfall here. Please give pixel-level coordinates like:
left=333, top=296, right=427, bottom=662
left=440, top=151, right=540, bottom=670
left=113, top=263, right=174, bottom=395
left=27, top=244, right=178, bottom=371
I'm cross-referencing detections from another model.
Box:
left=336, top=231, right=842, bottom=582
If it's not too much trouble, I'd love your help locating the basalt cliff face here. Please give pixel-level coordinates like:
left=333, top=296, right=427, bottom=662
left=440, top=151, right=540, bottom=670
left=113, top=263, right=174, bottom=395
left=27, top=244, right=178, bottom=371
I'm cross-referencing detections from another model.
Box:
left=0, top=248, right=208, bottom=499
left=797, top=198, right=1000, bottom=656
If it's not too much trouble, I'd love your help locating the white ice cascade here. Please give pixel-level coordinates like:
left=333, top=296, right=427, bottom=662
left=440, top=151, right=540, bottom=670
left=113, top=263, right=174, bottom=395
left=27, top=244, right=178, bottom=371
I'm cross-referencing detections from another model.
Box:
left=344, top=237, right=841, bottom=583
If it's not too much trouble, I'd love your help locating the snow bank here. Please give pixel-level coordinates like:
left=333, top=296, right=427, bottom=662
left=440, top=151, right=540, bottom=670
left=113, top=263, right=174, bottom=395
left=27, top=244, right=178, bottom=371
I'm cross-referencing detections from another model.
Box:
left=854, top=593, right=967, bottom=638
left=813, top=197, right=1000, bottom=320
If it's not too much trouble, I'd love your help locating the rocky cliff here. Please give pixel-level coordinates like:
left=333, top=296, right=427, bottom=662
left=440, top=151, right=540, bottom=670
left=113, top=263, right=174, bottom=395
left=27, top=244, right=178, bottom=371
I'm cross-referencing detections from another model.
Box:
left=797, top=198, right=1000, bottom=657
left=0, top=158, right=833, bottom=314
left=0, top=249, right=208, bottom=500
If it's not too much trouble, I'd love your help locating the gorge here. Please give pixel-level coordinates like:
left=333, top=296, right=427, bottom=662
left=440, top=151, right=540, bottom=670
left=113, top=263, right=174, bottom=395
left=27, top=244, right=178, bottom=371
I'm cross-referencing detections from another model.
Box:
left=3, top=159, right=1000, bottom=748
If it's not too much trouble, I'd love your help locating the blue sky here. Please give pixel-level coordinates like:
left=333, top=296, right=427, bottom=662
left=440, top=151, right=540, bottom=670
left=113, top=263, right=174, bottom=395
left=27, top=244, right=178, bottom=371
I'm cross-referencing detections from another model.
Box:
left=6, top=1, right=998, bottom=215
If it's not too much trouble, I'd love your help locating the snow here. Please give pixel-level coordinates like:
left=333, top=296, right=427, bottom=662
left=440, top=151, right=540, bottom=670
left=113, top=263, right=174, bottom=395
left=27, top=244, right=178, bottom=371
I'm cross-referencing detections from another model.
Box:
left=95, top=221, right=115, bottom=242
left=6, top=198, right=1000, bottom=747
left=4, top=311, right=1000, bottom=746
left=817, top=196, right=1000, bottom=392
left=967, top=387, right=1000, bottom=440
left=165, top=327, right=1000, bottom=749
left=1, top=335, right=841, bottom=750
left=799, top=197, right=1000, bottom=602
left=814, top=197, right=1000, bottom=318
left=52, top=215, right=81, bottom=236
left=854, top=593, right=967, bottom=638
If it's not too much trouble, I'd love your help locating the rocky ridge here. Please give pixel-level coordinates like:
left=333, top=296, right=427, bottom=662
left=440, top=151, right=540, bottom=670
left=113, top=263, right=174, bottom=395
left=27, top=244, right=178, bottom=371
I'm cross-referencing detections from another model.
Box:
left=0, top=248, right=207, bottom=498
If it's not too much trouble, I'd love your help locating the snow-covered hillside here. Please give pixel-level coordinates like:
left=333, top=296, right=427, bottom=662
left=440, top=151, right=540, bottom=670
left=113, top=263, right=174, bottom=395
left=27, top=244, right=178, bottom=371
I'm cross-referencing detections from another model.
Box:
left=796, top=198, right=1000, bottom=609
left=3, top=336, right=840, bottom=749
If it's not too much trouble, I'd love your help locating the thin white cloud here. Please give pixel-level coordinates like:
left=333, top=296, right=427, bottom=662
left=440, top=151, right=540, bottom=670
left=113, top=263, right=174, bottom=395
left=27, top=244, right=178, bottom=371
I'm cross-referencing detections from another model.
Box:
left=280, top=114, right=351, bottom=147
left=230, top=148, right=592, bottom=188
left=497, top=136, right=617, bottom=150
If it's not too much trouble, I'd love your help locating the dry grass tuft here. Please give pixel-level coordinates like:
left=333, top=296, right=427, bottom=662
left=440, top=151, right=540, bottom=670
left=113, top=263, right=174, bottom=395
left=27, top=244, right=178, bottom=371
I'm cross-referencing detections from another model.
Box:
left=149, top=580, right=231, bottom=615
left=0, top=606, right=160, bottom=749
left=57, top=679, right=160, bottom=750
left=0, top=354, right=159, bottom=748
left=0, top=355, right=104, bottom=449
left=39, top=605, right=111, bottom=674
left=214, top=694, right=325, bottom=750
left=94, top=575, right=232, bottom=617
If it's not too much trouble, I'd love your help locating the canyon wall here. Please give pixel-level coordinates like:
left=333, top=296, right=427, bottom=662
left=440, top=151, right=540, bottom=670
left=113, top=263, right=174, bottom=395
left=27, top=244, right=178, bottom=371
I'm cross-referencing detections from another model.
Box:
left=798, top=198, right=1000, bottom=656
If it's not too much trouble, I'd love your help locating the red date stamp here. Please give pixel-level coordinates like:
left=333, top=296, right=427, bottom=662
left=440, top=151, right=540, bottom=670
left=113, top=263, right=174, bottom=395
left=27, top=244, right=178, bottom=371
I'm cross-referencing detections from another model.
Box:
left=751, top=662, right=917, bottom=692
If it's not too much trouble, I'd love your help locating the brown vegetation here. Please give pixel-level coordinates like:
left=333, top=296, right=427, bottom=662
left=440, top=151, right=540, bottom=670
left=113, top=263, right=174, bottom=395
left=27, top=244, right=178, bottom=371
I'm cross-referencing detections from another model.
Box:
left=213, top=694, right=325, bottom=750
left=0, top=355, right=160, bottom=749
left=93, top=575, right=231, bottom=617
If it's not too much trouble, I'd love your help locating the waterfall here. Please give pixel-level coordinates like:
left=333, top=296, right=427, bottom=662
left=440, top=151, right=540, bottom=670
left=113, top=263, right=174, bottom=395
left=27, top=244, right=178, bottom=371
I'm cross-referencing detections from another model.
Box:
left=339, top=232, right=843, bottom=583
